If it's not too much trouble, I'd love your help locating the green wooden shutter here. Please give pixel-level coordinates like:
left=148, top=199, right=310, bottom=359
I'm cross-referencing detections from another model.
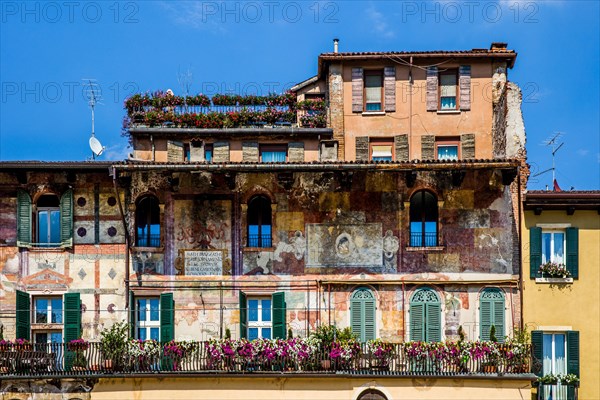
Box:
left=566, top=227, right=579, bottom=279
left=350, top=298, right=363, bottom=340
left=409, top=303, right=424, bottom=341
left=64, top=292, right=81, bottom=371
left=129, top=291, right=136, bottom=338
left=15, top=290, right=30, bottom=340
left=530, top=227, right=542, bottom=279
left=239, top=291, right=247, bottom=339
left=272, top=292, right=286, bottom=339
left=160, top=293, right=174, bottom=342
left=17, top=190, right=32, bottom=247
left=480, top=300, right=492, bottom=341
left=363, top=299, right=376, bottom=341
left=493, top=300, right=505, bottom=343
left=531, top=330, right=543, bottom=377
left=426, top=302, right=441, bottom=342
left=60, top=189, right=73, bottom=247
left=566, top=331, right=580, bottom=376
left=64, top=292, right=81, bottom=342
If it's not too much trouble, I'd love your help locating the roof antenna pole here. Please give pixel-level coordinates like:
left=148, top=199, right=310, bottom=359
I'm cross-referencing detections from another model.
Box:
left=83, top=79, right=105, bottom=160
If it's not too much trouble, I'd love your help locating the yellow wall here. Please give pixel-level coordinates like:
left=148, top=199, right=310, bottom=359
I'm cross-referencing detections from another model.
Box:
left=91, top=376, right=533, bottom=400
left=522, top=210, right=600, bottom=400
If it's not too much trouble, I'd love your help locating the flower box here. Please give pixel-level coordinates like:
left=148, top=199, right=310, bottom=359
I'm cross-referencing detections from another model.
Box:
left=535, top=277, right=573, bottom=284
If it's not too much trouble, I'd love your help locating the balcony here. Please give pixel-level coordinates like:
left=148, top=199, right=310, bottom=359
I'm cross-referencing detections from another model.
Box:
left=0, top=340, right=534, bottom=379
left=123, top=92, right=327, bottom=131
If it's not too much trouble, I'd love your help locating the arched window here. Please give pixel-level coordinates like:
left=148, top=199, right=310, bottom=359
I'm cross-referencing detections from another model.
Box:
left=350, top=287, right=376, bottom=342
left=135, top=196, right=160, bottom=247
left=357, top=389, right=388, bottom=400
left=247, top=195, right=272, bottom=247
left=410, top=190, right=438, bottom=247
left=480, top=288, right=505, bottom=342
left=410, top=287, right=441, bottom=342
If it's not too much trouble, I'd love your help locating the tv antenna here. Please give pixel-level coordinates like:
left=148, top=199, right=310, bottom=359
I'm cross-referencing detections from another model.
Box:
left=532, top=132, right=564, bottom=188
left=83, top=79, right=105, bottom=160
left=177, top=65, right=193, bottom=112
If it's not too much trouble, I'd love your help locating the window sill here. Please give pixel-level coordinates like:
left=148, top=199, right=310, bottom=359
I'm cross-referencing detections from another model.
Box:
left=31, top=323, right=63, bottom=330
left=132, top=247, right=164, bottom=253
left=535, top=277, right=573, bottom=284
left=405, top=246, right=445, bottom=252
left=361, top=111, right=386, bottom=116
left=27, top=246, right=67, bottom=252
left=243, top=247, right=276, bottom=252
left=436, top=110, right=461, bottom=114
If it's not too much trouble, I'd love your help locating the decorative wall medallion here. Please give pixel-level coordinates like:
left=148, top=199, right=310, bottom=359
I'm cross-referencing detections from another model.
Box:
left=107, top=196, right=117, bottom=206
left=77, top=227, right=87, bottom=237
left=78, top=268, right=87, bottom=280
left=77, top=197, right=86, bottom=207
left=107, top=303, right=116, bottom=313
left=107, top=226, right=117, bottom=237
left=335, top=232, right=355, bottom=259
left=108, top=268, right=116, bottom=280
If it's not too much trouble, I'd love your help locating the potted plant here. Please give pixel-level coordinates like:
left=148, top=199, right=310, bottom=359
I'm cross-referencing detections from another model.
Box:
left=538, top=262, right=571, bottom=278
left=99, top=321, right=128, bottom=371
left=68, top=338, right=89, bottom=371
left=366, top=339, right=394, bottom=370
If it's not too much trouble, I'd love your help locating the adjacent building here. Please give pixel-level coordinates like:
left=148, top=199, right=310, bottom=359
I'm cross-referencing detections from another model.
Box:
left=522, top=190, right=600, bottom=400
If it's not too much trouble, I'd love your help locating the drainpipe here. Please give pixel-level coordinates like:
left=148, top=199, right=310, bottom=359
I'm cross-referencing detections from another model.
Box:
left=151, top=135, right=155, bottom=161
left=517, top=168, right=524, bottom=330
left=111, top=167, right=131, bottom=311
left=409, top=56, right=413, bottom=160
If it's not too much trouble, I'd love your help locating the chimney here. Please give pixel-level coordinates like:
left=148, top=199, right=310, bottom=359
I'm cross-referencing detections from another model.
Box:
left=333, top=38, right=339, bottom=53
left=490, top=42, right=508, bottom=51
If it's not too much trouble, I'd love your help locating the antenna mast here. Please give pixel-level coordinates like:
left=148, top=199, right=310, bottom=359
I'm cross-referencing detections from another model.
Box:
left=533, top=132, right=564, bottom=189
left=83, top=79, right=105, bottom=160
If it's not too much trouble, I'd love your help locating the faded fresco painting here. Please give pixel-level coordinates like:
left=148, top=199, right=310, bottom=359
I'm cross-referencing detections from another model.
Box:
left=305, top=223, right=383, bottom=268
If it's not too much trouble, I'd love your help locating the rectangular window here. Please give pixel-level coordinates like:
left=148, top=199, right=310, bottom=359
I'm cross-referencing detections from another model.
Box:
left=542, top=231, right=565, bottom=264
left=436, top=138, right=460, bottom=160
left=205, top=144, right=213, bottom=162
left=260, top=145, right=287, bottom=162
left=38, top=209, right=60, bottom=245
left=34, top=296, right=63, bottom=324
left=542, top=333, right=568, bottom=400
left=439, top=70, right=458, bottom=110
left=370, top=141, right=393, bottom=162
left=247, top=297, right=272, bottom=340
left=364, top=70, right=383, bottom=111
left=136, top=297, right=160, bottom=341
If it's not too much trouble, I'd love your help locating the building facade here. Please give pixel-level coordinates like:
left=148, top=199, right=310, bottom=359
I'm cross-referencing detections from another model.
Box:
left=522, top=191, right=600, bottom=400
left=0, top=42, right=537, bottom=399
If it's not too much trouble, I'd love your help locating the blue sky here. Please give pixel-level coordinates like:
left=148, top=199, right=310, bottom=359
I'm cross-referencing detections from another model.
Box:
left=1, top=1, right=598, bottom=189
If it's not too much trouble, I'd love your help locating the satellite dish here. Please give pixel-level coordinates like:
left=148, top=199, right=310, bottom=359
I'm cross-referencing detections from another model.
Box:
left=89, top=135, right=105, bottom=157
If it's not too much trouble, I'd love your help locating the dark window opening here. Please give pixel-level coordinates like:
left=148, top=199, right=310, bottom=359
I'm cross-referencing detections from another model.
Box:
left=37, top=194, right=60, bottom=246
left=136, top=196, right=161, bottom=247
left=247, top=195, right=272, bottom=247
left=410, top=190, right=438, bottom=247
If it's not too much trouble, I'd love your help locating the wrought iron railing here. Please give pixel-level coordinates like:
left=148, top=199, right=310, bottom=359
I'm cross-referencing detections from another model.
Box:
left=0, top=342, right=533, bottom=378
left=247, top=234, right=272, bottom=248
left=410, top=232, right=438, bottom=247
left=136, top=234, right=161, bottom=248
left=535, top=382, right=578, bottom=400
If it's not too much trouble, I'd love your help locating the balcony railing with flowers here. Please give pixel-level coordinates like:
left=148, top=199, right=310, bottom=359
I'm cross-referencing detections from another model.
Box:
left=0, top=338, right=533, bottom=378
left=122, top=91, right=328, bottom=132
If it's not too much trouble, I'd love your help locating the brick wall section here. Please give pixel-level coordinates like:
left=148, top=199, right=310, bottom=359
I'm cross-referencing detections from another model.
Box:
left=242, top=142, right=259, bottom=162
left=328, top=63, right=345, bottom=160
left=213, top=142, right=230, bottom=162
left=461, top=134, right=476, bottom=159
left=394, top=135, right=409, bottom=161
left=288, top=142, right=305, bottom=162
left=421, top=135, right=435, bottom=160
